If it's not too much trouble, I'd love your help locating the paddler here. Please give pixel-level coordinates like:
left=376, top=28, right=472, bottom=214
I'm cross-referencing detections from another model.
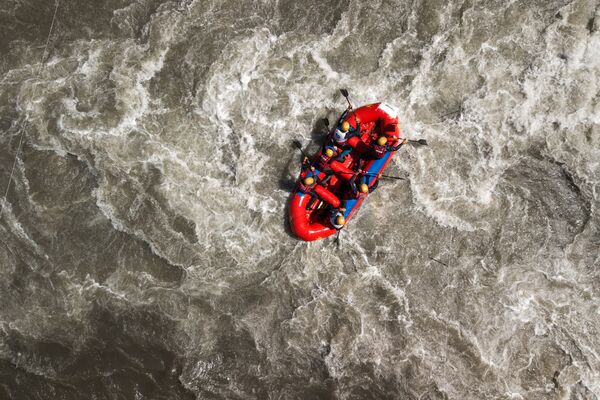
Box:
left=330, top=207, right=346, bottom=230
left=297, top=157, right=319, bottom=194
left=315, top=145, right=360, bottom=184
left=332, top=119, right=361, bottom=161
left=349, top=169, right=379, bottom=199
left=298, top=156, right=342, bottom=210
left=315, top=146, right=337, bottom=183
left=370, top=136, right=409, bottom=159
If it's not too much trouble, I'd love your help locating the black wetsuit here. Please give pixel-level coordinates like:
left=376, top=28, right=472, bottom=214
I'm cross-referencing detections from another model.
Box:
left=350, top=173, right=379, bottom=197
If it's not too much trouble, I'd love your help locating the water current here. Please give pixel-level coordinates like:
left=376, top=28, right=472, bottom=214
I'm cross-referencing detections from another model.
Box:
left=1, top=0, right=599, bottom=398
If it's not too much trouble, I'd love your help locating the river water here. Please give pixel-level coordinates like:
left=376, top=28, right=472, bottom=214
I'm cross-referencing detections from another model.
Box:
left=1, top=0, right=599, bottom=398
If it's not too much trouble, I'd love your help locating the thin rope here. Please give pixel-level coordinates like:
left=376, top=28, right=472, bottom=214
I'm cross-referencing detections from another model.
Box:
left=0, top=0, right=60, bottom=217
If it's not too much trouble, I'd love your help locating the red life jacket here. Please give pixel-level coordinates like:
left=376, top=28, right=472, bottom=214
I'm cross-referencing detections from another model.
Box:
left=353, top=191, right=368, bottom=200
left=298, top=182, right=314, bottom=193
left=298, top=169, right=317, bottom=193
left=372, top=144, right=387, bottom=159
left=317, top=153, right=332, bottom=170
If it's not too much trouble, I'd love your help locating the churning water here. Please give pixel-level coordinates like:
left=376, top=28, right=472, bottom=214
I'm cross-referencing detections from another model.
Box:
left=1, top=0, right=599, bottom=398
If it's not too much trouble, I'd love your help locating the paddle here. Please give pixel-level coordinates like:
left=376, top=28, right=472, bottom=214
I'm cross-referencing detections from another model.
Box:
left=340, top=88, right=363, bottom=130
left=355, top=171, right=407, bottom=181
left=340, top=88, right=352, bottom=109
left=292, top=140, right=311, bottom=160
left=322, top=117, right=332, bottom=136
left=409, top=139, right=428, bottom=146
left=335, top=170, right=407, bottom=181
left=379, top=174, right=407, bottom=181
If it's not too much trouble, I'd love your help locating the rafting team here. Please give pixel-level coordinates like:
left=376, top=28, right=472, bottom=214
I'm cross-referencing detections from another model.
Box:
left=296, top=107, right=408, bottom=231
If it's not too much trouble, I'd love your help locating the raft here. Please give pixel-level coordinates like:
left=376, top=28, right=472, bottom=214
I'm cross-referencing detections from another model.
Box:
left=289, top=102, right=401, bottom=241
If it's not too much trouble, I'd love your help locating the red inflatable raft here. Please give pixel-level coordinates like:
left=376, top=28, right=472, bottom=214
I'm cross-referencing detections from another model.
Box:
left=289, top=102, right=402, bottom=241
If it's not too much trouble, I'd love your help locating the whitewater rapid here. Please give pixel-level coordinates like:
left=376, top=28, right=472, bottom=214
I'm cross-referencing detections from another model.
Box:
left=1, top=0, right=599, bottom=398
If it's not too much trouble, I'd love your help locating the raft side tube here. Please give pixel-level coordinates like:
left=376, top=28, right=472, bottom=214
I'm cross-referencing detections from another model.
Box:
left=289, top=193, right=336, bottom=241
left=313, top=185, right=340, bottom=208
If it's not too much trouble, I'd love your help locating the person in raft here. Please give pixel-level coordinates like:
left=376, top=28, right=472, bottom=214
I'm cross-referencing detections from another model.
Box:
left=328, top=170, right=379, bottom=229
left=297, top=156, right=319, bottom=194
left=317, top=146, right=339, bottom=184
left=370, top=136, right=409, bottom=159
left=298, top=156, right=342, bottom=210
left=330, top=207, right=346, bottom=230
left=349, top=169, right=379, bottom=199
left=332, top=118, right=361, bottom=161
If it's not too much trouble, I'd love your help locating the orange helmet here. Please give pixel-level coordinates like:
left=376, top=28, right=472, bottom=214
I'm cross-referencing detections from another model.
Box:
left=377, top=136, right=387, bottom=146
left=303, top=177, right=315, bottom=185
left=341, top=121, right=350, bottom=132
left=359, top=183, right=369, bottom=193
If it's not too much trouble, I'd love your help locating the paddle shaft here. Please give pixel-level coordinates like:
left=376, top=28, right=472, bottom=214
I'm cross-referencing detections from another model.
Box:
left=293, top=141, right=312, bottom=160
left=336, top=170, right=407, bottom=181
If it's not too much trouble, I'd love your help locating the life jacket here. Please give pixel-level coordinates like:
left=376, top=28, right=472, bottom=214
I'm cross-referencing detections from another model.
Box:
left=298, top=182, right=315, bottom=193
left=372, top=144, right=387, bottom=159
left=298, top=169, right=317, bottom=193
left=316, top=153, right=332, bottom=170
left=333, top=128, right=349, bottom=145
left=352, top=190, right=368, bottom=200
left=334, top=118, right=360, bottom=144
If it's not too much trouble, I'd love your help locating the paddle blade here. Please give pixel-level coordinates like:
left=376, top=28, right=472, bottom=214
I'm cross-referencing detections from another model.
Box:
left=340, top=88, right=349, bottom=98
left=292, top=139, right=303, bottom=149
left=322, top=118, right=330, bottom=128
left=417, top=139, right=428, bottom=145
left=381, top=175, right=407, bottom=181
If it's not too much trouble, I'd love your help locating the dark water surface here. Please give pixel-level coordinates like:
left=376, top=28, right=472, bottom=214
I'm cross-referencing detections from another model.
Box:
left=1, top=0, right=599, bottom=399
